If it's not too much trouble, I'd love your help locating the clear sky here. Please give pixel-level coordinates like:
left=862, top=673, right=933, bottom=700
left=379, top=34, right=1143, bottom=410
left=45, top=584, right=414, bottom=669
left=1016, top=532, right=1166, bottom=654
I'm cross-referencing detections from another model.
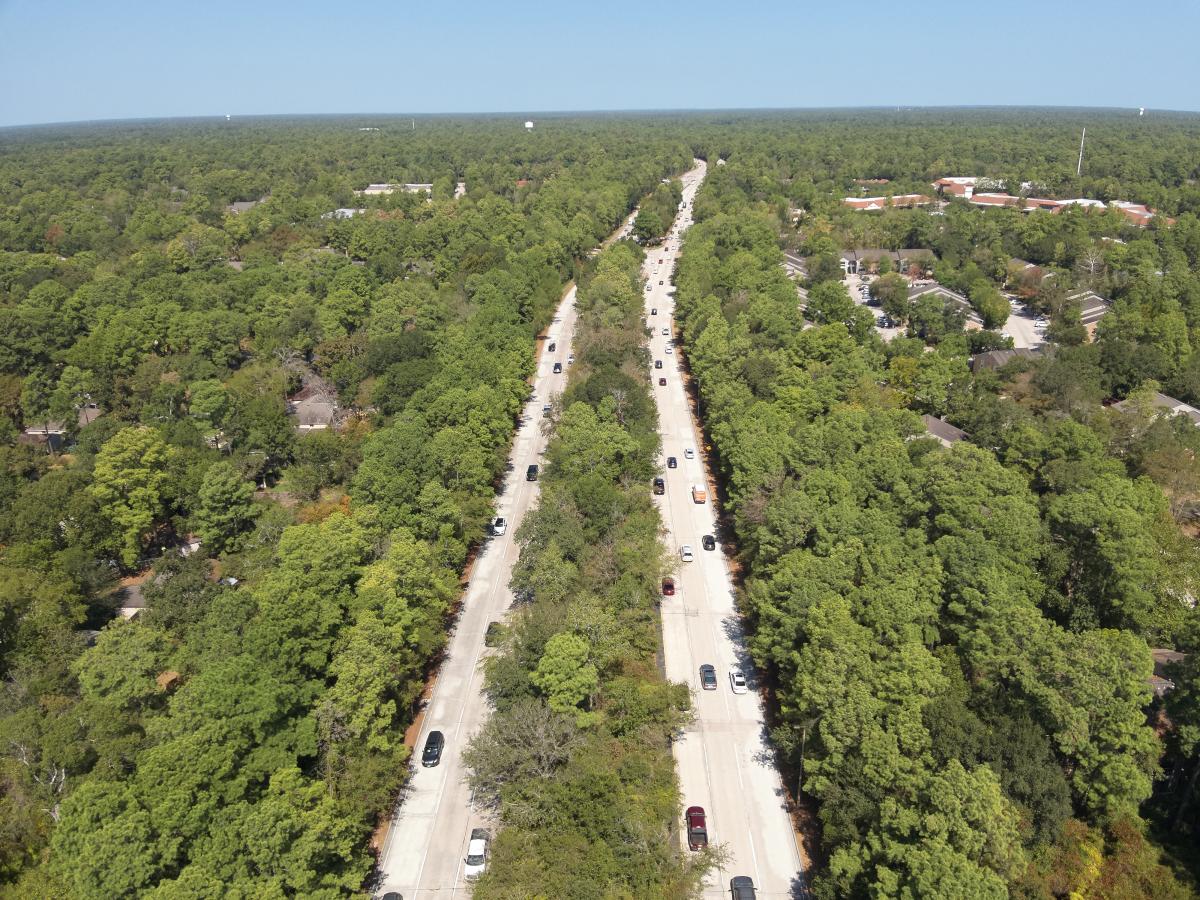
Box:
left=1, top=0, right=1197, bottom=127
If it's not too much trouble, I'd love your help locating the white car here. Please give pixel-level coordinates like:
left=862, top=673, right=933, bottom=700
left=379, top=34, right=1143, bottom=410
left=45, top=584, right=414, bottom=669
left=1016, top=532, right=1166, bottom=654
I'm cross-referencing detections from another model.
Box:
left=491, top=517, right=507, bottom=536
left=729, top=668, right=748, bottom=694
left=665, top=345, right=674, bottom=355
left=464, top=828, right=489, bottom=879
left=684, top=447, right=695, bottom=460
left=662, top=328, right=670, bottom=336
left=680, top=544, right=695, bottom=562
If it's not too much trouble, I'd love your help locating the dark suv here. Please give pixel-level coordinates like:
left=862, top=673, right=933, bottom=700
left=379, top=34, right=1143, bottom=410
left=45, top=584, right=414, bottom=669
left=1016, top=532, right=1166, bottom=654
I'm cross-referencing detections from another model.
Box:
left=421, top=730, right=444, bottom=767
left=653, top=477, right=665, bottom=495
left=730, top=876, right=756, bottom=899
left=526, top=464, right=539, bottom=481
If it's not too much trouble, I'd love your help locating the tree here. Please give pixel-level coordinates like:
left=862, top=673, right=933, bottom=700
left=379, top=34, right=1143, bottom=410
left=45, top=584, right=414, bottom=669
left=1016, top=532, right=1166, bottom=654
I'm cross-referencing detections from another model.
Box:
left=194, top=461, right=257, bottom=554
left=89, top=427, right=177, bottom=567
left=806, top=281, right=857, bottom=328
left=968, top=280, right=1010, bottom=330
left=531, top=632, right=598, bottom=719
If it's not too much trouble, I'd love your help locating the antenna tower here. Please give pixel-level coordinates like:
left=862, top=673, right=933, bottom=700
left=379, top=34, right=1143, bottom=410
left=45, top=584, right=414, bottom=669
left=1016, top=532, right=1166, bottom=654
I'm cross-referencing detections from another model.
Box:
left=1077, top=128, right=1086, bottom=177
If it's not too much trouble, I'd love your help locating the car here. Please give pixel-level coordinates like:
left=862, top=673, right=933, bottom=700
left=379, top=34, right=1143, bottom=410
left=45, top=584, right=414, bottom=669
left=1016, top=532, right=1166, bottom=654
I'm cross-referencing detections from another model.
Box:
left=702, top=534, right=716, bottom=551
left=685, top=806, right=708, bottom=850
left=665, top=345, right=673, bottom=355
left=645, top=283, right=652, bottom=291
left=667, top=456, right=677, bottom=468
left=684, top=447, right=695, bottom=460
left=662, top=327, right=670, bottom=336
left=491, top=516, right=507, bottom=536
left=651, top=307, right=657, bottom=315
left=662, top=577, right=675, bottom=596
left=655, top=359, right=663, bottom=369
left=548, top=341, right=556, bottom=352
left=659, top=258, right=664, bottom=264
left=526, top=464, right=539, bottom=481
left=464, top=828, right=489, bottom=879
left=552, top=361, right=562, bottom=373
left=658, top=377, right=667, bottom=386
left=730, top=876, right=757, bottom=899
left=542, top=404, right=552, bottom=417
left=729, top=668, right=748, bottom=694
left=680, top=544, right=694, bottom=562
left=700, top=664, right=717, bottom=690
left=653, top=477, right=666, bottom=495
left=659, top=280, right=664, bottom=285
left=421, top=730, right=445, bottom=767
left=567, top=354, right=575, bottom=364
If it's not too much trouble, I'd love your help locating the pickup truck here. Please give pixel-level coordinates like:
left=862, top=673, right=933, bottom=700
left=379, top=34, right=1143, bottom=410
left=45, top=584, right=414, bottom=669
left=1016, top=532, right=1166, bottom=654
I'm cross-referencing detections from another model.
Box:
left=691, top=484, right=706, bottom=504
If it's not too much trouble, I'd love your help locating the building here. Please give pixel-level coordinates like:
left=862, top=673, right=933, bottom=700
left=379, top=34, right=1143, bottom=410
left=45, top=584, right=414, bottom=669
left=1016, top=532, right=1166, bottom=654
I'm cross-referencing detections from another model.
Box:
left=1109, top=201, right=1157, bottom=226
left=227, top=198, right=266, bottom=214
left=839, top=248, right=935, bottom=275
left=969, top=347, right=1046, bottom=372
left=1149, top=649, right=1187, bottom=697
left=321, top=208, right=368, bottom=220
left=842, top=194, right=932, bottom=211
left=287, top=383, right=337, bottom=432
left=921, top=414, right=968, bottom=448
left=932, top=177, right=978, bottom=198
left=18, top=404, right=103, bottom=451
left=908, top=282, right=983, bottom=328
left=1113, top=391, right=1200, bottom=427
left=354, top=183, right=433, bottom=196
left=1067, top=288, right=1112, bottom=332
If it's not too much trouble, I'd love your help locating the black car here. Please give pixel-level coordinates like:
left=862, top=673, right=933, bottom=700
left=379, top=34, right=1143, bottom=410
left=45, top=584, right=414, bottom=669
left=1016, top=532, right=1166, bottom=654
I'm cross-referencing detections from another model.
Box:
left=655, top=359, right=663, bottom=369
left=730, top=876, right=756, bottom=899
left=526, top=464, right=539, bottom=481
left=667, top=456, right=677, bottom=468
left=421, top=730, right=445, bottom=767
left=552, top=362, right=562, bottom=373
left=702, top=534, right=716, bottom=551
left=653, top=477, right=665, bottom=495
left=651, top=307, right=657, bottom=315
left=548, top=341, right=556, bottom=352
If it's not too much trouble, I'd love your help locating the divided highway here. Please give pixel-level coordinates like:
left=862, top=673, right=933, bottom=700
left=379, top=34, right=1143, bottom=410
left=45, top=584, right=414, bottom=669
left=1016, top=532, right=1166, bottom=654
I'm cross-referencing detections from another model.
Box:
left=375, top=287, right=580, bottom=900
left=647, top=161, right=806, bottom=898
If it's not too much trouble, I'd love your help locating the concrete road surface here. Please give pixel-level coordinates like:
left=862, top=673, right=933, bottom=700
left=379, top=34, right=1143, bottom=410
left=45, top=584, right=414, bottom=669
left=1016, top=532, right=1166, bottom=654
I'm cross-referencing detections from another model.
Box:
left=374, top=287, right=581, bottom=900
left=648, top=160, right=806, bottom=899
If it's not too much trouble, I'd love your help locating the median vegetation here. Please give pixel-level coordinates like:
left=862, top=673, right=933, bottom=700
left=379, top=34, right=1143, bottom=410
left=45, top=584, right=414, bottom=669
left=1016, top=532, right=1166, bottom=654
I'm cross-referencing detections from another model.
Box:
left=466, top=239, right=712, bottom=898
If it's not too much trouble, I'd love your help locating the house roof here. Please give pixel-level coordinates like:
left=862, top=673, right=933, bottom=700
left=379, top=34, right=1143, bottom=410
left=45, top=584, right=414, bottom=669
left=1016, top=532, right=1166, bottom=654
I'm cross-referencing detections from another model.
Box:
left=908, top=282, right=983, bottom=326
left=227, top=198, right=264, bottom=214
left=842, top=194, right=932, bottom=210
left=970, top=347, right=1046, bottom=371
left=1113, top=391, right=1200, bottom=426
left=921, top=414, right=968, bottom=446
left=1066, top=289, right=1111, bottom=326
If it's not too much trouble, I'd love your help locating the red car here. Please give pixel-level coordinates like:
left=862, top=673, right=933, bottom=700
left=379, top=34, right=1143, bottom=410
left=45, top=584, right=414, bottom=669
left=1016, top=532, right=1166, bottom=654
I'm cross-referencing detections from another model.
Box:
left=662, top=577, right=675, bottom=597
left=686, top=806, right=708, bottom=850
left=658, top=377, right=667, bottom=386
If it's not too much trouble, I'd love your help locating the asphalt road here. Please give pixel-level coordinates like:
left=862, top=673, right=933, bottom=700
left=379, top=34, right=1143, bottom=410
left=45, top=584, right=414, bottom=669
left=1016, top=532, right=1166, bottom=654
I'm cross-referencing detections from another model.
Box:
left=649, top=160, right=806, bottom=899
left=374, top=284, right=581, bottom=900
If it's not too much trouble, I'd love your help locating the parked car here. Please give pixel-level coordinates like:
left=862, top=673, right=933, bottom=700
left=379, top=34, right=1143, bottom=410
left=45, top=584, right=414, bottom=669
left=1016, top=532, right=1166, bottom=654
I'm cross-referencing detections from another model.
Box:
left=552, top=362, right=562, bottom=373
left=651, top=307, right=657, bottom=315
left=655, top=359, right=663, bottom=369
left=491, top=516, right=507, bottom=536
left=680, top=544, right=694, bottom=562
left=421, top=730, right=445, bottom=767
left=667, top=456, right=677, bottom=468
left=659, top=377, right=667, bottom=386
left=686, top=805, right=708, bottom=850
left=730, top=876, right=757, bottom=899
left=464, top=828, right=489, bottom=879
left=542, top=404, right=552, bottom=417
left=526, top=464, right=539, bottom=481
left=700, top=664, right=718, bottom=690
left=567, top=353, right=575, bottom=364
left=548, top=341, right=556, bottom=352
left=653, top=477, right=666, bottom=495
left=662, top=577, right=675, bottom=596
left=702, top=534, right=716, bottom=551
left=729, top=668, right=748, bottom=694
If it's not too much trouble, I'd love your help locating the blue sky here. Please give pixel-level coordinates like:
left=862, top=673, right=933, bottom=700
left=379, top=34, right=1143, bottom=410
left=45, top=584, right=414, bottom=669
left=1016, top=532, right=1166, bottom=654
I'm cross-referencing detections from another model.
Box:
left=1, top=0, right=1197, bottom=127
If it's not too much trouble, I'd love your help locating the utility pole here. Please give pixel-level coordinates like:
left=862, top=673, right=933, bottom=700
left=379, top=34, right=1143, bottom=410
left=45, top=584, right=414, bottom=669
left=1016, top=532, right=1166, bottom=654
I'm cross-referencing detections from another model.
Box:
left=1077, top=128, right=1086, bottom=177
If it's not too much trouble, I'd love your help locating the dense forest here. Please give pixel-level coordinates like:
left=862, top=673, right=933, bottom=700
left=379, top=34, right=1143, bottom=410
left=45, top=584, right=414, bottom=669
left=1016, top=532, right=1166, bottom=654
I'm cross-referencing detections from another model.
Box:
left=671, top=115, right=1200, bottom=898
left=6, top=108, right=1200, bottom=899
left=0, top=116, right=690, bottom=896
